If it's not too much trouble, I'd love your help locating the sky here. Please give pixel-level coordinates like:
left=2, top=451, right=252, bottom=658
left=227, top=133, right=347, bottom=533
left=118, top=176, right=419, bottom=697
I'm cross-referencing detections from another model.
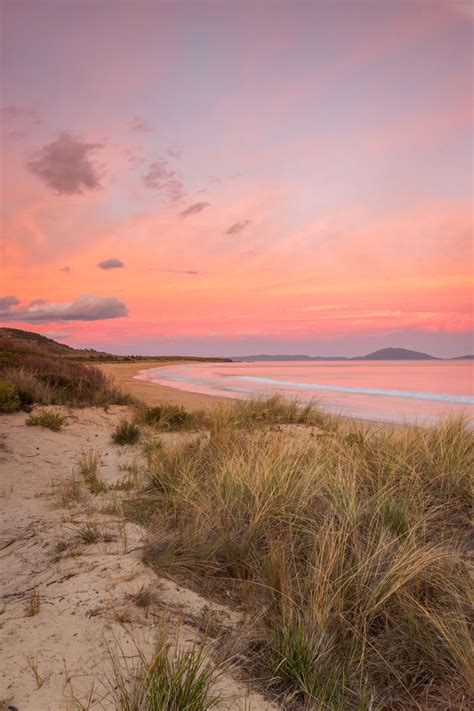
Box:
left=0, top=0, right=472, bottom=357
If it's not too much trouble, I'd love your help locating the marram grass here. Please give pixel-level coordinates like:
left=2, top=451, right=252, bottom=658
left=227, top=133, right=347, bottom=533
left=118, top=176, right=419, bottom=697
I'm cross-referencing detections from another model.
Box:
left=131, top=401, right=473, bottom=710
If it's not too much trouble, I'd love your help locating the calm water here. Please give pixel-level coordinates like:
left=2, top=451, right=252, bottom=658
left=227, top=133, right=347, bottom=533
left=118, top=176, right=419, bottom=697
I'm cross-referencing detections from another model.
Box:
left=135, top=360, right=474, bottom=425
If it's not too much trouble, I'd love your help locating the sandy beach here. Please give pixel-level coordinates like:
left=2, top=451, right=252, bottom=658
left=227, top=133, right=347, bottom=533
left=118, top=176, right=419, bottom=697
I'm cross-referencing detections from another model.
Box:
left=98, top=361, right=232, bottom=410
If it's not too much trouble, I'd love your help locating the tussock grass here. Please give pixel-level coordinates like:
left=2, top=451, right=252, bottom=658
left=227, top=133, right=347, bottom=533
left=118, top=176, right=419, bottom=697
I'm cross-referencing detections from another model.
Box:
left=26, top=409, right=67, bottom=431
left=204, top=394, right=338, bottom=434
left=113, top=421, right=141, bottom=445
left=77, top=449, right=107, bottom=493
left=138, top=414, right=473, bottom=709
left=107, top=635, right=222, bottom=710
left=138, top=403, right=198, bottom=431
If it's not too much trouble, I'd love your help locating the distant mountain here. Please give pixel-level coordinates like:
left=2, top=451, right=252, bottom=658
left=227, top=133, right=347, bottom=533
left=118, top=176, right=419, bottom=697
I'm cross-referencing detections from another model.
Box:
left=233, top=354, right=346, bottom=362
left=234, top=347, right=446, bottom=361
left=356, top=348, right=438, bottom=361
left=451, top=354, right=474, bottom=360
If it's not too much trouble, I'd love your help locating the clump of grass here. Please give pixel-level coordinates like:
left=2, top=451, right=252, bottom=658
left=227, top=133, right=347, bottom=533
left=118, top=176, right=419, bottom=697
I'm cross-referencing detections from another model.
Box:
left=77, top=449, right=107, bottom=493
left=68, top=523, right=101, bottom=544
left=54, top=477, right=84, bottom=507
left=140, top=404, right=197, bottom=431
left=205, top=394, right=337, bottom=433
left=129, top=585, right=155, bottom=617
left=25, top=409, right=67, bottom=431
left=112, top=421, right=141, bottom=446
left=138, top=416, right=473, bottom=709
left=0, top=378, right=21, bottom=412
left=108, top=636, right=222, bottom=710
left=25, top=587, right=40, bottom=617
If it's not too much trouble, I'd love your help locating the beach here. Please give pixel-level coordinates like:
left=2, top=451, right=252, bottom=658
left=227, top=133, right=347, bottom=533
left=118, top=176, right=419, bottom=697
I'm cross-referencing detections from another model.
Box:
left=98, top=360, right=232, bottom=410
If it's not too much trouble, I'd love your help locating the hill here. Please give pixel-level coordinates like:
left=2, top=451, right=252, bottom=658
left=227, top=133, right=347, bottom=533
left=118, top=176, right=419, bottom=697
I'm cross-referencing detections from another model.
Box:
left=0, top=327, right=231, bottom=363
left=356, top=347, right=438, bottom=361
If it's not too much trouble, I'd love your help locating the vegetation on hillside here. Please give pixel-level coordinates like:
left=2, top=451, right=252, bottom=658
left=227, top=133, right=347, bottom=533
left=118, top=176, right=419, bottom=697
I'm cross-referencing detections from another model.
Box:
left=0, top=334, right=133, bottom=407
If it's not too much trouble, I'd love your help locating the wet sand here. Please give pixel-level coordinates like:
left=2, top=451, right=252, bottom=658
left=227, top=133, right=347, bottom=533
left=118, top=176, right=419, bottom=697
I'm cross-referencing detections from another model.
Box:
left=98, top=360, right=232, bottom=410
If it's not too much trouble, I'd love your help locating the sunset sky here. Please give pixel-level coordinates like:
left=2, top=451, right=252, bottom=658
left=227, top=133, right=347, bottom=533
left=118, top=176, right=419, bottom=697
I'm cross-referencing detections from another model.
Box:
left=1, top=0, right=472, bottom=357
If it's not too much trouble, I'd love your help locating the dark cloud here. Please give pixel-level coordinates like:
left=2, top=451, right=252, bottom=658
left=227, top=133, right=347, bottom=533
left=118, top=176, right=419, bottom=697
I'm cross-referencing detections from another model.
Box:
left=180, top=202, right=210, bottom=217
left=97, top=258, right=124, bottom=270
left=27, top=133, right=103, bottom=195
left=225, top=220, right=250, bottom=235
left=0, top=295, right=128, bottom=322
left=143, top=159, right=184, bottom=202
left=0, top=295, right=20, bottom=310
left=129, top=116, right=153, bottom=133
left=59, top=266, right=71, bottom=272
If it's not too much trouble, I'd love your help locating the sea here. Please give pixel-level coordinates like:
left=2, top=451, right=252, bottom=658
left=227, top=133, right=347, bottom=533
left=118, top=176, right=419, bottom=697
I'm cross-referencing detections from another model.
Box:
left=135, top=360, right=474, bottom=426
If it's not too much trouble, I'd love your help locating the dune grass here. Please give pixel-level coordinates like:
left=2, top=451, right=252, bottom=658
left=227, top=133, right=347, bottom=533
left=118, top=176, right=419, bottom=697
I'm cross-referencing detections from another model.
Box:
left=107, top=635, right=222, bottom=711
left=112, top=420, right=141, bottom=445
left=132, top=408, right=473, bottom=709
left=25, top=410, right=67, bottom=431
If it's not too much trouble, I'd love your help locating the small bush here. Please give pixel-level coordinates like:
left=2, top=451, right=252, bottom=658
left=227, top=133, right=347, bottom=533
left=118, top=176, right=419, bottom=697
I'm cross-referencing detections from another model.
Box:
left=26, top=410, right=66, bottom=431
left=141, top=404, right=196, bottom=431
left=0, top=378, right=21, bottom=412
left=112, top=421, right=141, bottom=445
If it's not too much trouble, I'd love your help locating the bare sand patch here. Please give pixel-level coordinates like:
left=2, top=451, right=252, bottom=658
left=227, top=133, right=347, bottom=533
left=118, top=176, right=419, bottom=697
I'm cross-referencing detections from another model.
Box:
left=0, top=407, right=276, bottom=710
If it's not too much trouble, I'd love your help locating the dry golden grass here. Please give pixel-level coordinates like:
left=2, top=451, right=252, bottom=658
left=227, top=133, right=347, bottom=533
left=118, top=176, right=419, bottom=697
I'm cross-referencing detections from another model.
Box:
left=126, top=400, right=473, bottom=710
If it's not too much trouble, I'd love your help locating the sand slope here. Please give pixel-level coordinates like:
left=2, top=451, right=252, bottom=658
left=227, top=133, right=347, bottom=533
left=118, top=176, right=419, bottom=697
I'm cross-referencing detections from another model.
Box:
left=0, top=407, right=276, bottom=710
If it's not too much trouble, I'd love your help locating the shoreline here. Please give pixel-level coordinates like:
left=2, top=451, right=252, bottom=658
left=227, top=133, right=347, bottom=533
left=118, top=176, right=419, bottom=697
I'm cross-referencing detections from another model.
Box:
left=98, top=360, right=233, bottom=410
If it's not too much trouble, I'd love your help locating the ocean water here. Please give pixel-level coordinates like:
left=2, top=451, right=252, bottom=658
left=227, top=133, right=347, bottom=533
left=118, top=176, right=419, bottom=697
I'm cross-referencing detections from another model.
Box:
left=135, top=360, right=474, bottom=425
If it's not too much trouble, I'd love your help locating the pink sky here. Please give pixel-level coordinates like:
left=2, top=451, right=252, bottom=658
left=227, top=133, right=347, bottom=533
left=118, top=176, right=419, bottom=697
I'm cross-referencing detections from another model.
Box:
left=1, top=0, right=472, bottom=357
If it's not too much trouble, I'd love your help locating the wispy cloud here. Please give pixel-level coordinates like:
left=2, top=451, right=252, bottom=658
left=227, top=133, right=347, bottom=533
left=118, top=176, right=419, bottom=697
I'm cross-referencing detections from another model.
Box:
left=27, top=133, right=103, bottom=195
left=59, top=265, right=71, bottom=272
left=97, top=258, right=124, bottom=270
left=155, top=268, right=199, bottom=275
left=0, top=294, right=128, bottom=322
left=129, top=115, right=153, bottom=133
left=180, top=202, right=210, bottom=217
left=143, top=159, right=184, bottom=202
left=225, top=220, right=250, bottom=235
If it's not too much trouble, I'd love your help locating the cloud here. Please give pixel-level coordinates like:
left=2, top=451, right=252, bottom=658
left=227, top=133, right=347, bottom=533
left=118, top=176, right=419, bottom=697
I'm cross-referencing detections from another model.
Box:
left=155, top=269, right=199, bottom=275
left=0, top=295, right=20, bottom=310
left=2, top=105, right=41, bottom=126
left=0, top=295, right=128, bottom=323
left=225, top=220, right=250, bottom=235
left=167, top=148, right=181, bottom=158
left=129, top=116, right=153, bottom=133
left=143, top=159, right=184, bottom=202
left=97, top=258, right=124, bottom=270
left=59, top=266, right=71, bottom=272
left=27, top=133, right=103, bottom=195
left=180, top=202, right=210, bottom=217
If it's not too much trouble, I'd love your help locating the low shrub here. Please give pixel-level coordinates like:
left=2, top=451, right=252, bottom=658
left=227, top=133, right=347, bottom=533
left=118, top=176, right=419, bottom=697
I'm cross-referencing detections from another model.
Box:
left=0, top=348, right=134, bottom=407
left=112, top=420, right=141, bottom=445
left=0, top=378, right=21, bottom=412
left=25, top=410, right=66, bottom=431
